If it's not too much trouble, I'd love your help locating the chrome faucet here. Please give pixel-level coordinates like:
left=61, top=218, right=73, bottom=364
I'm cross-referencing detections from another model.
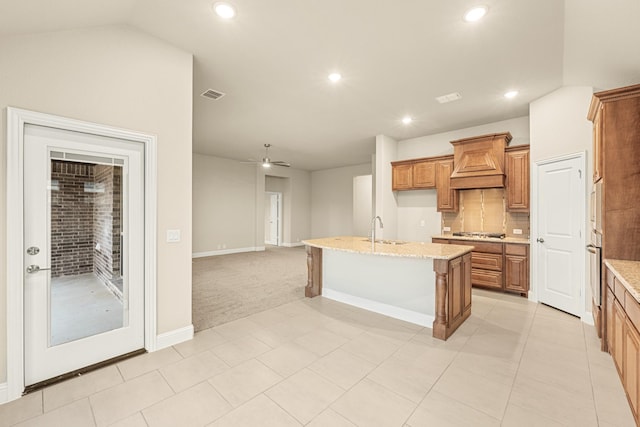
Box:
left=371, top=216, right=383, bottom=250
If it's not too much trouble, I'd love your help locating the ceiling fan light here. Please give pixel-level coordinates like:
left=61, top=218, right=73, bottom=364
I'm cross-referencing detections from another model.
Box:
left=262, top=162, right=271, bottom=168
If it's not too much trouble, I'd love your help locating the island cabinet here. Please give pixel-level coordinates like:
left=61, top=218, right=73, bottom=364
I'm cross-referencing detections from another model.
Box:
left=505, top=145, right=530, bottom=212
left=302, top=236, right=474, bottom=341
left=603, top=260, right=640, bottom=426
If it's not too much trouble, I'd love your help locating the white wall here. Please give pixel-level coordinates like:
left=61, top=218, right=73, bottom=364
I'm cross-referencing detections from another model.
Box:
left=375, top=135, right=398, bottom=239
left=0, top=25, right=193, bottom=383
left=310, top=163, right=372, bottom=238
left=192, top=154, right=257, bottom=255
left=397, top=117, right=530, bottom=160
left=563, top=0, right=640, bottom=90
left=529, top=86, right=594, bottom=314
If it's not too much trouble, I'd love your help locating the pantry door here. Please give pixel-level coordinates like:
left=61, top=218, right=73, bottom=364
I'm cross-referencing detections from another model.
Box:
left=23, top=124, right=145, bottom=386
left=534, top=153, right=585, bottom=317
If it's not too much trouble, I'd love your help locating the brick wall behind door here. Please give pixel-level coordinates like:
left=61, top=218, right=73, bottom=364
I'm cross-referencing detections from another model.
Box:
left=50, top=161, right=95, bottom=277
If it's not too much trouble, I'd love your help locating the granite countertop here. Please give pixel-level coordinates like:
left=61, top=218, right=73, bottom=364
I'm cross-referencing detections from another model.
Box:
left=605, top=259, right=640, bottom=303
left=432, top=234, right=530, bottom=245
left=303, top=236, right=473, bottom=260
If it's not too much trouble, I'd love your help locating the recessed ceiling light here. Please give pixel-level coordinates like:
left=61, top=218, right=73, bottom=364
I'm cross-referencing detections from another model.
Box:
left=402, top=117, right=413, bottom=125
left=464, top=5, right=488, bottom=22
left=213, top=2, right=236, bottom=19
left=328, top=73, right=342, bottom=83
left=504, top=90, right=519, bottom=99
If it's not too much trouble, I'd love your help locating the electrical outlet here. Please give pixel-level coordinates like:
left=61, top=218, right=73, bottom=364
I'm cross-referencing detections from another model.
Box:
left=513, top=229, right=523, bottom=235
left=420, top=220, right=425, bottom=227
left=443, top=226, right=451, bottom=232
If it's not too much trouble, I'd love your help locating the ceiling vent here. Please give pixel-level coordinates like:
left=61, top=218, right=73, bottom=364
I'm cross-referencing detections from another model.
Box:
left=201, top=89, right=226, bottom=100
left=435, top=92, right=462, bottom=104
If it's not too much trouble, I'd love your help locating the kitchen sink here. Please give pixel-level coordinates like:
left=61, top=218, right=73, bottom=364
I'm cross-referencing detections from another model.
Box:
left=361, top=238, right=407, bottom=245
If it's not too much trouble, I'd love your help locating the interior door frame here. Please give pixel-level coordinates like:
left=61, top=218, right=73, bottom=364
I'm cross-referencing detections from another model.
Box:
left=531, top=151, right=587, bottom=320
left=5, top=107, right=158, bottom=401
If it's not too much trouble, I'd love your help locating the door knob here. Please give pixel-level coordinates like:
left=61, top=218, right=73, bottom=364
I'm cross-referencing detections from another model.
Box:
left=536, top=238, right=545, bottom=243
left=26, top=265, right=51, bottom=274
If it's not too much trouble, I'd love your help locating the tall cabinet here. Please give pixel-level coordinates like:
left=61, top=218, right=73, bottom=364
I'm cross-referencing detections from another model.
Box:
left=589, top=83, right=640, bottom=427
left=588, top=83, right=640, bottom=262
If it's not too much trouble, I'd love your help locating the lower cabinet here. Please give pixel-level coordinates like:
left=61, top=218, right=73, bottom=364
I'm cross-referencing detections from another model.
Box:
left=605, top=264, right=640, bottom=426
left=625, top=317, right=640, bottom=420
left=432, top=238, right=529, bottom=296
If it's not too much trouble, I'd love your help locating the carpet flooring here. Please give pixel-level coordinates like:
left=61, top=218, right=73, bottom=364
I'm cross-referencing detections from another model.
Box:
left=192, top=246, right=307, bottom=331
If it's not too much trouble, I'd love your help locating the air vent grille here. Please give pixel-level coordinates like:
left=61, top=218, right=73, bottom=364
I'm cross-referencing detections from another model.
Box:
left=201, top=89, right=226, bottom=100
left=435, top=92, right=462, bottom=104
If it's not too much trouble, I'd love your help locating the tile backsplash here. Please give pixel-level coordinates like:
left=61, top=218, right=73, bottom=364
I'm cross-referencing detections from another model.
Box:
left=441, top=189, right=530, bottom=238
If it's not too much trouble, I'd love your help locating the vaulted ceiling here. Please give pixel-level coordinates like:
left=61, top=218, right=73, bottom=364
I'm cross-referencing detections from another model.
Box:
left=1, top=1, right=637, bottom=170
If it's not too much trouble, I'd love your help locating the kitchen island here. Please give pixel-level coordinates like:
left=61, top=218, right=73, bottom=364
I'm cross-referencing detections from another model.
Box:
left=302, top=236, right=473, bottom=340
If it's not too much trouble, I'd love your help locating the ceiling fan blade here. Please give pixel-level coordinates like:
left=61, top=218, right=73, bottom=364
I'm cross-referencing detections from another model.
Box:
left=271, top=161, right=291, bottom=167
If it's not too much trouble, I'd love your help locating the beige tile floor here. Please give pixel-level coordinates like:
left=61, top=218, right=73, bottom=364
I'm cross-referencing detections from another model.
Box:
left=1, top=289, right=635, bottom=426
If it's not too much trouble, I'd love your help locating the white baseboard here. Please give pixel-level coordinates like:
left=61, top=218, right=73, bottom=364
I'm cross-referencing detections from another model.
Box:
left=322, top=289, right=434, bottom=327
left=282, top=242, right=305, bottom=248
left=0, top=382, right=8, bottom=405
left=192, top=247, right=263, bottom=258
left=155, top=325, right=194, bottom=351
left=582, top=311, right=595, bottom=326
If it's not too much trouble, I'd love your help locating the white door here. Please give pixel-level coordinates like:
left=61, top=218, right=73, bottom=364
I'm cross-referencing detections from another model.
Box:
left=535, top=154, right=585, bottom=316
left=23, top=124, right=145, bottom=386
left=264, top=192, right=281, bottom=246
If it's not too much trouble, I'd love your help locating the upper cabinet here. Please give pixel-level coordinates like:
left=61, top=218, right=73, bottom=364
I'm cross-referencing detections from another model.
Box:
left=505, top=145, right=530, bottom=212
left=413, top=160, right=436, bottom=188
left=588, top=83, right=640, bottom=261
left=391, top=158, right=440, bottom=191
left=391, top=161, right=413, bottom=191
left=435, top=158, right=458, bottom=212
left=449, top=132, right=512, bottom=189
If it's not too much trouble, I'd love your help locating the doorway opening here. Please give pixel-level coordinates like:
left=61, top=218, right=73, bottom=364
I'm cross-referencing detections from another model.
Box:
left=264, top=191, right=282, bottom=246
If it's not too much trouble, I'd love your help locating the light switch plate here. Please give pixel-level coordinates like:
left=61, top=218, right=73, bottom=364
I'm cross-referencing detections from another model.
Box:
left=513, top=229, right=523, bottom=235
left=167, top=229, right=181, bottom=242
left=443, top=226, right=451, bottom=232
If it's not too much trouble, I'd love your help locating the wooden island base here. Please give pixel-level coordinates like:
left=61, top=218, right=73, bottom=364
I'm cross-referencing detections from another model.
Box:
left=304, top=242, right=472, bottom=341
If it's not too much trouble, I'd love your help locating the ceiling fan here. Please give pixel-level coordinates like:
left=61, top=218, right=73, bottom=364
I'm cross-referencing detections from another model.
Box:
left=242, top=144, right=291, bottom=168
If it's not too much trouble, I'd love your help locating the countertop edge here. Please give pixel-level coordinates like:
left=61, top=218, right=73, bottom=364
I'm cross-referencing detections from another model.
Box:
left=303, top=237, right=473, bottom=260
left=604, top=259, right=640, bottom=303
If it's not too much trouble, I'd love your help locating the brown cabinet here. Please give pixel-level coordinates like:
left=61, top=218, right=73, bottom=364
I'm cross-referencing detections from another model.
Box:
left=605, top=263, right=640, bottom=425
left=505, top=244, right=529, bottom=295
left=435, top=158, right=458, bottom=212
left=588, top=84, right=640, bottom=262
left=505, top=146, right=530, bottom=212
left=432, top=238, right=529, bottom=296
left=591, top=105, right=603, bottom=183
left=614, top=298, right=626, bottom=376
left=413, top=160, right=436, bottom=188
left=391, top=159, right=437, bottom=190
left=391, top=162, right=413, bottom=191
left=625, top=317, right=640, bottom=420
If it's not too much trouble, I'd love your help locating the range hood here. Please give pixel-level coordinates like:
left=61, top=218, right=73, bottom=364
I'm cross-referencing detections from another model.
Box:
left=449, top=132, right=512, bottom=189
